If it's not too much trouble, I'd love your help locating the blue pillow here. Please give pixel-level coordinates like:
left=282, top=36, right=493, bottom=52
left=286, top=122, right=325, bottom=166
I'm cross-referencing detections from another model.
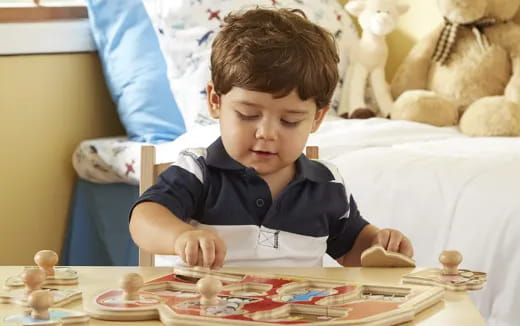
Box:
left=86, top=0, right=185, bottom=143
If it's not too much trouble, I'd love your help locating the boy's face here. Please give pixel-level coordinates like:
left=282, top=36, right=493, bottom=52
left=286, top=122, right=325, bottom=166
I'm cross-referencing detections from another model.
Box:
left=207, top=83, right=328, bottom=177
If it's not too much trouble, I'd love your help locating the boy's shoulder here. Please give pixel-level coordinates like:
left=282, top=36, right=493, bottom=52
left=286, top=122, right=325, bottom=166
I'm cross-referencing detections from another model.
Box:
left=172, top=148, right=209, bottom=181
left=302, top=158, right=344, bottom=185
left=178, top=147, right=208, bottom=160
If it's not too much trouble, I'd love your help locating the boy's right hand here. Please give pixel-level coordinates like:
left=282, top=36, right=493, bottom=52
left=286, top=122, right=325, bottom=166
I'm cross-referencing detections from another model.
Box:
left=174, top=229, right=227, bottom=269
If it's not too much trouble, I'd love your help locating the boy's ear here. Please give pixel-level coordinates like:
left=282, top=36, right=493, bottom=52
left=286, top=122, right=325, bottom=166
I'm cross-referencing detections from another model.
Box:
left=311, top=105, right=329, bottom=133
left=207, top=82, right=221, bottom=119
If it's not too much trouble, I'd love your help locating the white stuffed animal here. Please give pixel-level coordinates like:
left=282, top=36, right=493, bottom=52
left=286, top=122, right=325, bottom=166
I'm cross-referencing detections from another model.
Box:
left=338, top=0, right=408, bottom=119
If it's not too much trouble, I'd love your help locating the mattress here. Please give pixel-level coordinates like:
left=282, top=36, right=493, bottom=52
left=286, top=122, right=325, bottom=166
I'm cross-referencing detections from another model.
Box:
left=73, top=117, right=462, bottom=184
left=72, top=117, right=520, bottom=325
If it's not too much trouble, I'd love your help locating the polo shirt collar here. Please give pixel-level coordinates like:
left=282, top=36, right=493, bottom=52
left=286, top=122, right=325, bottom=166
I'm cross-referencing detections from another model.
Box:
left=295, top=155, right=332, bottom=183
left=206, top=137, right=245, bottom=170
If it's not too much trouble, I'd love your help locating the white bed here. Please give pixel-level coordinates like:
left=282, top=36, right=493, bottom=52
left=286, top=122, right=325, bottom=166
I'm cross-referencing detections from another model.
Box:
left=73, top=117, right=520, bottom=326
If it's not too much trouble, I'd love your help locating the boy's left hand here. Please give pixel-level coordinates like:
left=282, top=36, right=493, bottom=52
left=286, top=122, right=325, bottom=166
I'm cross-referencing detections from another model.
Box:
left=372, top=228, right=413, bottom=258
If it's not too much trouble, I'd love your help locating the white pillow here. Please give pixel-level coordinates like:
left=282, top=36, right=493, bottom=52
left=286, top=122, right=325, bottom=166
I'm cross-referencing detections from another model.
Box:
left=142, top=0, right=357, bottom=131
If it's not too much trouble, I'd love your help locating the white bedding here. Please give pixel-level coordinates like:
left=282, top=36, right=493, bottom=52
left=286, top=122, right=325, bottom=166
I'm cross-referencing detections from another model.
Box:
left=332, top=135, right=520, bottom=326
left=73, top=117, right=520, bottom=325
left=72, top=117, right=461, bottom=184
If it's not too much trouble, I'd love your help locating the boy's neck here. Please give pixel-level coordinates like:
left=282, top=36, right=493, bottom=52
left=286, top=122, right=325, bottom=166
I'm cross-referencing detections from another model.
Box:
left=259, top=163, right=296, bottom=200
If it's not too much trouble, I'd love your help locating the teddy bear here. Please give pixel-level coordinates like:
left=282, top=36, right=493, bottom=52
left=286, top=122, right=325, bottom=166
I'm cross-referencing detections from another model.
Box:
left=390, top=0, right=520, bottom=136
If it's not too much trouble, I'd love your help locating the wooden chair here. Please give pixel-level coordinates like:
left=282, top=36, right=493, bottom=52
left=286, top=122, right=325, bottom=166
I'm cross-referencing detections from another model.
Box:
left=138, top=145, right=319, bottom=266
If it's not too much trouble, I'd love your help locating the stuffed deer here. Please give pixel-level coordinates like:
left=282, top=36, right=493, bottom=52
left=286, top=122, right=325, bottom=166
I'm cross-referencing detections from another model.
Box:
left=339, top=0, right=408, bottom=119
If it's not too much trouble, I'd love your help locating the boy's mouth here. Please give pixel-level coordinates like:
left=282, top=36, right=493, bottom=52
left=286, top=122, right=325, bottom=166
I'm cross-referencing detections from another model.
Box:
left=251, top=150, right=277, bottom=157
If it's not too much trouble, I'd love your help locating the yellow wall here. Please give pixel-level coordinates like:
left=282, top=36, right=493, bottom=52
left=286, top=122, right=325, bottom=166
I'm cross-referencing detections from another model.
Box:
left=385, top=0, right=442, bottom=78
left=0, top=53, right=123, bottom=265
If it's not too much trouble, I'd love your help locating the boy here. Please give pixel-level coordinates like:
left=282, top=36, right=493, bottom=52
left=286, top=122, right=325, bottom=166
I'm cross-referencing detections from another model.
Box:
left=129, top=8, right=413, bottom=269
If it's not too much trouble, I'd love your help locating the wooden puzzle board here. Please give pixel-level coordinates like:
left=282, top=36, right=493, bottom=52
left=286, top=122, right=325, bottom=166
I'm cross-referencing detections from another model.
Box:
left=85, top=267, right=444, bottom=326
left=402, top=268, right=487, bottom=291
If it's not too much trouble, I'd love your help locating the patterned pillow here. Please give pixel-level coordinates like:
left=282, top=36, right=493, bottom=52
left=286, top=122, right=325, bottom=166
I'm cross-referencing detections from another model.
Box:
left=142, top=0, right=357, bottom=131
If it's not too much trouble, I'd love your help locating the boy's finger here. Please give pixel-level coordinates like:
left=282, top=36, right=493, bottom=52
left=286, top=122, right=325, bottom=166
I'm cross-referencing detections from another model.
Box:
left=373, top=229, right=390, bottom=248
left=399, top=238, right=414, bottom=258
left=185, top=240, right=199, bottom=266
left=199, top=239, right=215, bottom=267
left=386, top=231, right=402, bottom=252
left=212, top=238, right=227, bottom=269
left=196, top=249, right=204, bottom=267
left=175, top=241, right=187, bottom=264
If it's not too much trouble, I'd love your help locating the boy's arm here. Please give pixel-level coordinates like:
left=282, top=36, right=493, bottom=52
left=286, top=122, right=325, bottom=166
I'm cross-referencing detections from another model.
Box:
left=322, top=162, right=413, bottom=267
left=336, top=225, right=414, bottom=267
left=129, top=201, right=227, bottom=268
left=336, top=224, right=379, bottom=266
left=129, top=201, right=195, bottom=255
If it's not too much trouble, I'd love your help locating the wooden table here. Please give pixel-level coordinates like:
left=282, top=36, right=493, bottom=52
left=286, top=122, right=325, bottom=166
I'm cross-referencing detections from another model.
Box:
left=0, top=266, right=486, bottom=325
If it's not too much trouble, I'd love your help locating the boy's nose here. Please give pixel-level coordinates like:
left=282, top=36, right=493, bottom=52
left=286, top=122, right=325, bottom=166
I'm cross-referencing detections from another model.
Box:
left=255, top=120, right=277, bottom=140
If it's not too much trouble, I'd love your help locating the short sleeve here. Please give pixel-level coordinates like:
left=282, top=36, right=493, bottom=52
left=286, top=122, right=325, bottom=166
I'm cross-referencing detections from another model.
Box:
left=129, top=150, right=205, bottom=221
left=319, top=162, right=369, bottom=259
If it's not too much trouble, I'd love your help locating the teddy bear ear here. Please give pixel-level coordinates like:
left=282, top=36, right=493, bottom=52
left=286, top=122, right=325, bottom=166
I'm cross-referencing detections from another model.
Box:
left=345, top=1, right=366, bottom=17
left=397, top=3, right=409, bottom=15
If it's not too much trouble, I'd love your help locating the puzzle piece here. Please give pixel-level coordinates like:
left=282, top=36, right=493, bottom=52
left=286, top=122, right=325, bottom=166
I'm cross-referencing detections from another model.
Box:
left=120, top=272, right=144, bottom=301
left=3, top=290, right=89, bottom=325
left=1, top=264, right=81, bottom=307
left=361, top=245, right=416, bottom=267
left=402, top=250, right=487, bottom=291
left=0, top=287, right=81, bottom=307
left=173, top=266, right=244, bottom=283
left=197, top=276, right=223, bottom=305
left=4, top=250, right=78, bottom=289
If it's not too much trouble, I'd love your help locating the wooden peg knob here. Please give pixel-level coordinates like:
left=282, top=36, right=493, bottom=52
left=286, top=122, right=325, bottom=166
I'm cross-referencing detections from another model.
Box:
left=27, top=290, right=53, bottom=320
left=197, top=275, right=222, bottom=305
left=439, top=250, right=463, bottom=275
left=21, top=268, right=47, bottom=295
left=34, top=250, right=59, bottom=277
left=120, top=273, right=144, bottom=301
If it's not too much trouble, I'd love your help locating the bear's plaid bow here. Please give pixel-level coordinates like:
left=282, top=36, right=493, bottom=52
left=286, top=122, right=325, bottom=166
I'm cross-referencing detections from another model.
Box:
left=432, top=17, right=498, bottom=65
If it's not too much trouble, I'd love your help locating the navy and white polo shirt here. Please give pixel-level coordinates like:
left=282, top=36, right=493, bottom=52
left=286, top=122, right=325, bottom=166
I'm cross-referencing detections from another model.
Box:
left=134, top=137, right=368, bottom=267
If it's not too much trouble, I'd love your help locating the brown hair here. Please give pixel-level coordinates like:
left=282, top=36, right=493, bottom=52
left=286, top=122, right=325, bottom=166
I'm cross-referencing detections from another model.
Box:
left=210, top=8, right=339, bottom=109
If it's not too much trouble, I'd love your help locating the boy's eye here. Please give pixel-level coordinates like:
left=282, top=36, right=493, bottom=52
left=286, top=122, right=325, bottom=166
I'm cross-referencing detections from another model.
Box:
left=236, top=111, right=259, bottom=121
left=281, top=120, right=302, bottom=127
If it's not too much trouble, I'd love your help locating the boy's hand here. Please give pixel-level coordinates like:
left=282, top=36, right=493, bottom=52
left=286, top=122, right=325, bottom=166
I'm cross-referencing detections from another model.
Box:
left=371, top=228, right=414, bottom=258
left=174, top=229, right=227, bottom=269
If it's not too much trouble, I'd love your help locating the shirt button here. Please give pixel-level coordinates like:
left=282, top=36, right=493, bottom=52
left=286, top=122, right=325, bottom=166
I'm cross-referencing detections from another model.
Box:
left=256, top=198, right=265, bottom=208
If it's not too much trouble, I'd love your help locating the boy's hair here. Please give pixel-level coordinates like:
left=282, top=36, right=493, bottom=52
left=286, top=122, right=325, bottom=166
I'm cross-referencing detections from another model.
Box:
left=210, top=8, right=339, bottom=109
